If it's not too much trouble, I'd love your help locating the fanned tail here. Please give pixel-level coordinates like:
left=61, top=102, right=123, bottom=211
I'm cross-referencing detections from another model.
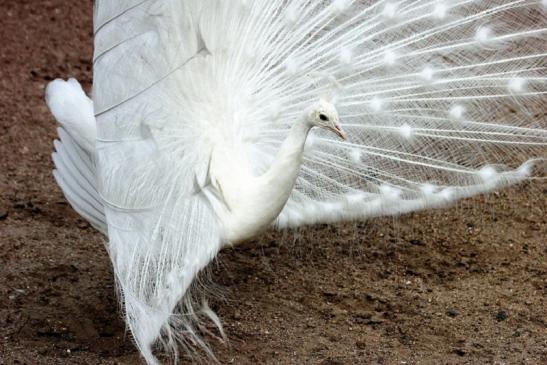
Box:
left=189, top=0, right=547, bottom=227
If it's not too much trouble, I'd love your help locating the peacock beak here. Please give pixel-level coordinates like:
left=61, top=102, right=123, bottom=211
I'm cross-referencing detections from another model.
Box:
left=333, top=121, right=348, bottom=140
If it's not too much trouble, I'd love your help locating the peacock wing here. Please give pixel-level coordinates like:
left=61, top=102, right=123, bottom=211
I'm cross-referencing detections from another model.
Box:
left=93, top=1, right=223, bottom=363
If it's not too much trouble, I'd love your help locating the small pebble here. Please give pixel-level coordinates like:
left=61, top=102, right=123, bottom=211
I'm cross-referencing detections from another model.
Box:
left=14, top=201, right=25, bottom=209
left=495, top=310, right=508, bottom=322
left=446, top=308, right=458, bottom=318
left=78, top=221, right=90, bottom=229
left=409, top=239, right=424, bottom=246
left=454, top=348, right=466, bottom=356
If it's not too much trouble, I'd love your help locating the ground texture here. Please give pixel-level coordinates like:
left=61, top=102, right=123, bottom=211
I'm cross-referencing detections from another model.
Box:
left=0, top=1, right=546, bottom=364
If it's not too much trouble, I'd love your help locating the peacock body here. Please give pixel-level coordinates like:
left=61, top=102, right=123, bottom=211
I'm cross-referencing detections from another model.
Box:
left=46, top=0, right=546, bottom=363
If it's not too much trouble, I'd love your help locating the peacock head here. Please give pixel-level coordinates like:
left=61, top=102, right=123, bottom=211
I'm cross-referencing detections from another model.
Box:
left=307, top=98, right=347, bottom=140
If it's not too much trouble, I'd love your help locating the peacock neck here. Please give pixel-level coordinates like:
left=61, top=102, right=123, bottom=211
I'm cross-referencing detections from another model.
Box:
left=216, top=116, right=312, bottom=244
left=261, top=116, right=312, bottom=186
left=248, top=115, right=312, bottom=234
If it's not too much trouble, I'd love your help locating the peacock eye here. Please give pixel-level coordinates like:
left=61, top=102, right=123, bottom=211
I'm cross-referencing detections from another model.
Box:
left=319, top=113, right=329, bottom=121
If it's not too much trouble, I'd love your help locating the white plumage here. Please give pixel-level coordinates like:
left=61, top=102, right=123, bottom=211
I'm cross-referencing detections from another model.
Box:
left=46, top=1, right=546, bottom=363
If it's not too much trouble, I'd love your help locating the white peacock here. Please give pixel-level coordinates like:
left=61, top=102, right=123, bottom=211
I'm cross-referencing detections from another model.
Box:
left=46, top=0, right=546, bottom=363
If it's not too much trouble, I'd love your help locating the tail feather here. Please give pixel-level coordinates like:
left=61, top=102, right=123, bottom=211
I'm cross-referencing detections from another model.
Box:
left=46, top=78, right=106, bottom=234
left=55, top=129, right=96, bottom=193
left=52, top=129, right=107, bottom=234
left=46, top=78, right=96, bottom=154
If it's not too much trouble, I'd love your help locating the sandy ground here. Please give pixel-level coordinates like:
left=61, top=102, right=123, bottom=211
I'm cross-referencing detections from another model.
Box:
left=0, top=1, right=546, bottom=364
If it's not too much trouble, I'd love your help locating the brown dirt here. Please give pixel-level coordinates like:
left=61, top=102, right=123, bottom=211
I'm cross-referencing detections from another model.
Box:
left=0, top=1, right=546, bottom=364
